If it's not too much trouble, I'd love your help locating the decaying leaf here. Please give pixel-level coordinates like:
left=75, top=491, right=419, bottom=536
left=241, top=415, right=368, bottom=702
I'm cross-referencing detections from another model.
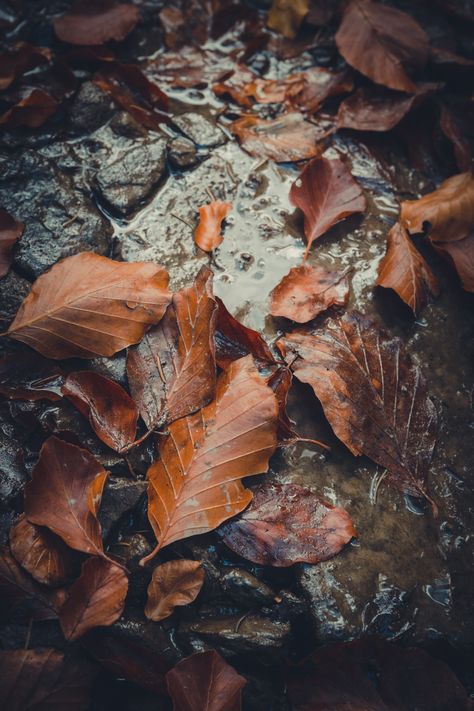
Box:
left=290, top=157, right=366, bottom=258
left=433, top=233, right=474, bottom=293
left=194, top=201, right=232, bottom=252
left=220, top=482, right=355, bottom=566
left=0, top=351, right=63, bottom=401
left=0, top=209, right=23, bottom=279
left=62, top=371, right=138, bottom=453
left=141, top=355, right=279, bottom=564
left=401, top=171, right=474, bottom=243
left=60, top=557, right=128, bottom=641
left=0, top=88, right=59, bottom=128
left=145, top=559, right=205, bottom=621
left=166, top=650, right=246, bottom=711
left=5, top=252, right=171, bottom=359
left=278, top=312, right=438, bottom=503
left=0, top=43, right=51, bottom=91
left=335, top=0, right=429, bottom=92
left=267, top=0, right=309, bottom=39
left=24, top=436, right=109, bottom=557
left=54, top=0, right=140, bottom=45
left=269, top=263, right=350, bottom=322
left=214, top=297, right=275, bottom=370
left=127, top=267, right=217, bottom=429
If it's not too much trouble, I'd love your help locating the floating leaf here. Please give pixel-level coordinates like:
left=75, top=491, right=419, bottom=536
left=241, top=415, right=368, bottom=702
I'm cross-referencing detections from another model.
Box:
left=214, top=297, right=275, bottom=370
left=194, top=202, right=232, bottom=252
left=0, top=209, right=23, bottom=279
left=269, top=264, right=349, bottom=322
left=145, top=559, right=205, bottom=622
left=267, top=0, right=309, bottom=39
left=54, top=0, right=140, bottom=45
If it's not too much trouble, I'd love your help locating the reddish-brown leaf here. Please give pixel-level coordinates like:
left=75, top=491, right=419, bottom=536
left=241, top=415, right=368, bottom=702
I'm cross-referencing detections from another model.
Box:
left=269, top=263, right=349, bottom=322
left=214, top=296, right=275, bottom=370
left=0, top=209, right=23, bottom=279
left=212, top=64, right=256, bottom=107
left=287, top=68, right=354, bottom=114
left=194, top=201, right=232, bottom=252
left=290, top=157, right=366, bottom=258
left=0, top=88, right=59, bottom=128
left=220, top=482, right=355, bottom=566
left=127, top=267, right=217, bottom=430
left=60, top=557, right=128, bottom=641
left=166, top=650, right=246, bottom=711
left=433, top=233, right=474, bottom=293
left=267, top=0, right=309, bottom=39
left=9, top=515, right=78, bottom=587
left=145, top=559, right=205, bottom=622
left=0, top=648, right=96, bottom=711
left=147, top=46, right=234, bottom=90
left=0, top=351, right=63, bottom=401
left=62, top=371, right=138, bottom=453
left=54, top=0, right=140, bottom=45
left=0, top=43, right=51, bottom=91
left=5, top=252, right=171, bottom=359
left=141, top=355, right=279, bottom=564
left=439, top=103, right=473, bottom=173
left=24, top=436, right=108, bottom=557
left=376, top=223, right=440, bottom=315
left=335, top=0, right=429, bottom=92
left=278, top=312, right=438, bottom=503
left=401, top=171, right=474, bottom=243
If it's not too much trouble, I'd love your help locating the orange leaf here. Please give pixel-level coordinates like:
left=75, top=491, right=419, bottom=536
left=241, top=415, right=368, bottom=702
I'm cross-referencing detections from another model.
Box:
left=194, top=202, right=232, bottom=252
left=145, top=559, right=205, bottom=622
left=54, top=0, right=140, bottom=45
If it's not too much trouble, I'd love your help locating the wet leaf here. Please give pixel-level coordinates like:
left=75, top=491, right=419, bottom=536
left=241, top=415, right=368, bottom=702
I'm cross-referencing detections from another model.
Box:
left=278, top=312, right=438, bottom=503
left=220, top=482, right=355, bottom=566
left=335, top=0, right=429, bottom=92
left=401, top=171, right=474, bottom=244
left=60, top=557, right=128, bottom=641
left=5, top=252, right=171, bottom=359
left=62, top=371, right=138, bottom=453
left=194, top=201, right=232, bottom=252
left=267, top=0, right=309, bottom=39
left=287, top=67, right=353, bottom=114
left=290, top=157, right=366, bottom=258
left=0, top=43, right=51, bottom=91
left=147, top=46, right=234, bottom=89
left=269, top=263, right=350, bottom=322
left=0, top=648, right=96, bottom=711
left=0, top=351, right=63, bottom=401
left=127, top=267, right=217, bottom=429
left=214, top=296, right=275, bottom=370
left=439, top=103, right=474, bottom=173
left=145, top=559, right=205, bottom=621
left=433, top=233, right=474, bottom=292
left=212, top=64, right=259, bottom=107
left=24, top=436, right=108, bottom=557
left=166, top=650, right=246, bottom=711
left=141, top=355, right=279, bottom=564
left=54, top=0, right=140, bottom=45
left=0, top=88, right=59, bottom=128
left=0, top=208, right=23, bottom=279
left=9, top=515, right=78, bottom=587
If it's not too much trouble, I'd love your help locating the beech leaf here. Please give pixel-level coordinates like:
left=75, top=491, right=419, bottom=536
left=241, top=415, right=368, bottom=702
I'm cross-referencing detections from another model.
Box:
left=0, top=88, right=59, bottom=129
left=267, top=0, right=309, bottom=39
left=433, top=233, right=474, bottom=293
left=0, top=43, right=51, bottom=91
left=0, top=209, right=23, bottom=279
left=5, top=252, right=171, bottom=359
left=194, top=202, right=232, bottom=252
left=214, top=296, right=275, bottom=370
left=145, top=559, right=205, bottom=622
left=54, top=0, right=140, bottom=46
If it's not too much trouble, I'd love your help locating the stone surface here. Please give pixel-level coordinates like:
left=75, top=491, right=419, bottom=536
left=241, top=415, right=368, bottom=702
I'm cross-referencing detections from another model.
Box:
left=0, top=430, right=26, bottom=511
left=168, top=135, right=198, bottom=168
left=99, top=477, right=148, bottom=540
left=173, top=112, right=226, bottom=147
left=0, top=271, right=30, bottom=331
left=68, top=81, right=115, bottom=135
left=220, top=568, right=277, bottom=608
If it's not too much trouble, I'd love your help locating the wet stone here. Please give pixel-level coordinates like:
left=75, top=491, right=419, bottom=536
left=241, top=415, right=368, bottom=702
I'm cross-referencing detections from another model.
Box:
left=98, top=477, right=148, bottom=540
left=172, top=112, right=226, bottom=148
left=168, top=135, right=199, bottom=168
left=108, top=614, right=183, bottom=667
left=220, top=568, right=277, bottom=608
left=0, top=271, right=30, bottom=332
left=68, top=81, right=115, bottom=135
left=0, top=430, right=26, bottom=511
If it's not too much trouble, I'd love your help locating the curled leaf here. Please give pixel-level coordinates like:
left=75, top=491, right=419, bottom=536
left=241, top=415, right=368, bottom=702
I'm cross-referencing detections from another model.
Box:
left=0, top=208, right=23, bottom=279
left=214, top=297, right=275, bottom=370
left=194, top=202, right=232, bottom=252
left=54, top=0, right=140, bottom=45
left=145, top=559, right=205, bottom=622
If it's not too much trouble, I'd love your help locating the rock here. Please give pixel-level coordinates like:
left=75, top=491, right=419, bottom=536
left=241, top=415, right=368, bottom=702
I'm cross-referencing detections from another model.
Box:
left=105, top=614, right=183, bottom=667
left=168, top=135, right=198, bottom=168
left=0, top=430, right=26, bottom=511
left=220, top=569, right=277, bottom=608
left=109, top=533, right=154, bottom=605
left=0, top=271, right=30, bottom=331
left=99, top=477, right=148, bottom=540
left=68, top=81, right=115, bottom=135
left=88, top=353, right=127, bottom=386
left=172, top=112, right=226, bottom=148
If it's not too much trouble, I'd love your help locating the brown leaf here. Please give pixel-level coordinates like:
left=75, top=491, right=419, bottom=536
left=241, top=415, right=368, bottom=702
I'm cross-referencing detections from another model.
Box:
left=439, top=103, right=474, bottom=173
left=230, top=112, right=329, bottom=163
left=0, top=88, right=59, bottom=128
left=141, top=355, right=279, bottom=564
left=220, top=482, right=355, bottom=566
left=54, top=0, right=140, bottom=45
left=127, top=267, right=217, bottom=430
left=0, top=43, right=51, bottom=91
left=0, top=648, right=96, bottom=711
left=9, top=515, right=78, bottom=587
left=269, top=263, right=349, bottom=322
left=62, top=371, right=138, bottom=453
left=433, top=233, right=474, bottom=293
left=376, top=223, right=440, bottom=315
left=214, top=296, right=275, bottom=370
left=166, top=650, right=246, bottom=711
left=287, top=68, right=354, bottom=114
left=401, top=171, right=474, bottom=243
left=0, top=351, right=63, bottom=401
left=0, top=208, right=23, bottom=279
left=194, top=201, right=232, bottom=252
left=5, top=252, right=171, bottom=359
left=290, top=157, right=366, bottom=258
left=335, top=0, right=429, bottom=93
left=60, top=557, right=128, bottom=641
left=145, top=559, right=205, bottom=621
left=278, top=312, right=438, bottom=503
left=147, top=46, right=234, bottom=90
left=24, top=436, right=108, bottom=557
left=212, top=65, right=260, bottom=108
left=267, top=0, right=309, bottom=39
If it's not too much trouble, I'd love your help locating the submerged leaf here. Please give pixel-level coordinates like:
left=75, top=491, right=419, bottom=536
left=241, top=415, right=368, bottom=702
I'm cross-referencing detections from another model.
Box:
left=0, top=209, right=23, bottom=279
left=194, top=201, right=232, bottom=252
left=269, top=264, right=349, bottom=322
left=54, top=0, right=140, bottom=45
left=145, top=559, right=205, bottom=622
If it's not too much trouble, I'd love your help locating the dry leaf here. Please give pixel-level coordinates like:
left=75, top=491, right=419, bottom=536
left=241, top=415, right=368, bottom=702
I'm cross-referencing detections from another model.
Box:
left=267, top=0, right=309, bottom=39
left=433, top=233, right=474, bottom=292
left=214, top=297, right=275, bottom=370
left=5, top=252, right=171, bottom=359
left=0, top=208, right=23, bottom=279
left=145, top=559, right=205, bottom=622
left=194, top=202, right=232, bottom=252
left=54, top=0, right=140, bottom=45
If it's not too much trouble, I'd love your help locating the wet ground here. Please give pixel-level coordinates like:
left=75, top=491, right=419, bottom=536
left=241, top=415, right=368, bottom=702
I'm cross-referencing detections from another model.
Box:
left=1, top=1, right=474, bottom=708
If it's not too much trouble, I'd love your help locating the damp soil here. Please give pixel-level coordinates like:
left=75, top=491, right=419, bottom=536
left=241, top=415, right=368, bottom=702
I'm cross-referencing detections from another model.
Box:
left=0, top=1, right=473, bottom=709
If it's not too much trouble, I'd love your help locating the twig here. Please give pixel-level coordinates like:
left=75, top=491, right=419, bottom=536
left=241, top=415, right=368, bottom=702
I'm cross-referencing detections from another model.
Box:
left=235, top=610, right=252, bottom=633
left=24, top=617, right=33, bottom=650
left=171, top=213, right=194, bottom=230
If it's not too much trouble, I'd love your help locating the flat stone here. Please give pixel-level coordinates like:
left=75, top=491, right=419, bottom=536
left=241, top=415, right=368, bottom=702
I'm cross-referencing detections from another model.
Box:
left=68, top=81, right=115, bottom=135
left=173, top=112, right=226, bottom=147
left=220, top=569, right=277, bottom=608
left=168, top=135, right=198, bottom=168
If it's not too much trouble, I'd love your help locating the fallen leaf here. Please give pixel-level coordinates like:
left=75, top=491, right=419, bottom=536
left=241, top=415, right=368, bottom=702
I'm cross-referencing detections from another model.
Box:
left=0, top=648, right=96, bottom=711
left=5, top=252, right=171, bottom=359
left=62, top=371, right=138, bottom=452
left=127, top=267, right=217, bottom=429
left=335, top=0, right=429, bottom=92
left=145, top=559, right=205, bottom=621
left=220, top=482, right=355, bottom=566
left=267, top=0, right=309, bottom=39
left=0, top=208, right=23, bottom=279
left=267, top=366, right=301, bottom=443
left=54, top=0, right=140, bottom=45
left=60, top=557, right=128, bottom=641
left=278, top=312, right=438, bottom=503
left=195, top=201, right=232, bottom=252
left=9, top=515, right=77, bottom=587
left=141, top=355, right=279, bottom=564
left=439, top=103, right=474, bottom=173
left=166, top=650, right=246, bottom=711
left=269, top=263, right=350, bottom=322
left=401, top=171, right=474, bottom=243
left=286, top=68, right=353, bottom=114
left=433, top=233, right=474, bottom=292
left=0, top=43, right=51, bottom=91
left=376, top=223, right=440, bottom=315
left=147, top=46, right=234, bottom=89
left=212, top=65, right=259, bottom=107
left=214, top=296, right=275, bottom=370
left=0, top=88, right=59, bottom=128
left=0, top=351, right=63, bottom=401
left=24, top=436, right=109, bottom=557
left=290, top=157, right=366, bottom=258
